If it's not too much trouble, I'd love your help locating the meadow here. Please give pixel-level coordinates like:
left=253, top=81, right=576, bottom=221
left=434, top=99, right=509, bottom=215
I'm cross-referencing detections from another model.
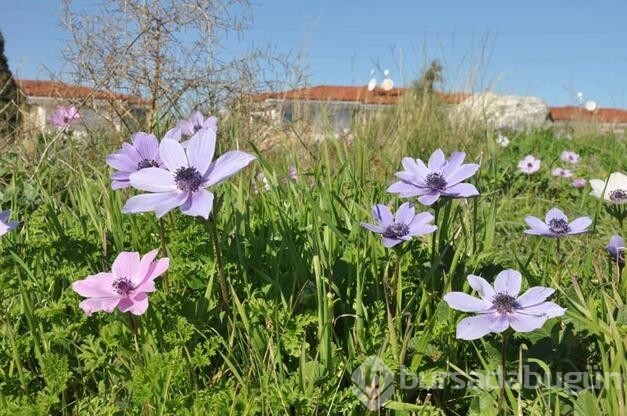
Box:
left=0, top=94, right=626, bottom=415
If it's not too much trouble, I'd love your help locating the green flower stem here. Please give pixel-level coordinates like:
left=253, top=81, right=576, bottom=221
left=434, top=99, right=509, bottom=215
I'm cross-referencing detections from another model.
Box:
left=207, top=218, right=230, bottom=314
left=498, top=330, right=511, bottom=415
left=158, top=217, right=169, bottom=291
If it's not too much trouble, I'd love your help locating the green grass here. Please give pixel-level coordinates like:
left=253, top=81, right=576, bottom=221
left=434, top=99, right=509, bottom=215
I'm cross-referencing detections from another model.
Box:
left=0, top=98, right=626, bottom=415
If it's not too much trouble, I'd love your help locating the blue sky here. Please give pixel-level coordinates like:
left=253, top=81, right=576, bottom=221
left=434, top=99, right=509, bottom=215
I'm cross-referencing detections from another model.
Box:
left=2, top=1, right=627, bottom=107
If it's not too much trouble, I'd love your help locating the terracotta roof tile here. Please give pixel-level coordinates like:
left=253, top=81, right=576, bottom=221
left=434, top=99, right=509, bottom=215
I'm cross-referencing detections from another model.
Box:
left=250, top=85, right=468, bottom=106
left=548, top=106, right=627, bottom=123
left=16, top=79, right=147, bottom=105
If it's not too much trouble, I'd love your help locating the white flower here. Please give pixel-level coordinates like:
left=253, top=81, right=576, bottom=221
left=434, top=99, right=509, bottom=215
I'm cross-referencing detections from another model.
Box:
left=496, top=133, right=510, bottom=148
left=589, top=172, right=627, bottom=204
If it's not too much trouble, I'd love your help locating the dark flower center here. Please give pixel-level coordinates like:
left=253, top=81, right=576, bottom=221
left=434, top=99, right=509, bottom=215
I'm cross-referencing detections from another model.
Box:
left=492, top=293, right=518, bottom=314
left=382, top=223, right=410, bottom=239
left=548, top=218, right=571, bottom=234
left=112, top=277, right=133, bottom=296
left=175, top=166, right=203, bottom=192
left=63, top=116, right=70, bottom=123
left=193, top=123, right=203, bottom=133
left=609, top=189, right=627, bottom=202
left=137, top=159, right=159, bottom=169
left=527, top=162, right=533, bottom=168
left=425, top=172, right=447, bottom=191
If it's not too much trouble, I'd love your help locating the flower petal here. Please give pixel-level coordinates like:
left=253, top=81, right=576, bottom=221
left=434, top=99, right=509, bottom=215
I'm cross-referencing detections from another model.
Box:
left=382, top=237, right=402, bottom=248
left=568, top=216, right=592, bottom=234
left=442, top=151, right=466, bottom=177
left=78, top=297, right=119, bottom=315
left=545, top=207, right=567, bottom=224
left=204, top=151, right=256, bottom=187
left=179, top=189, right=214, bottom=219
left=372, top=204, right=393, bottom=227
left=123, top=192, right=179, bottom=216
left=72, top=273, right=115, bottom=297
left=443, top=292, right=492, bottom=312
left=467, top=275, right=496, bottom=302
left=428, top=149, right=445, bottom=171
left=515, top=287, right=555, bottom=308
left=159, top=139, right=188, bottom=172
left=508, top=311, right=549, bottom=332
left=394, top=202, right=415, bottom=225
left=456, top=313, right=501, bottom=340
left=112, top=252, right=140, bottom=280
left=524, top=216, right=549, bottom=235
left=129, top=168, right=176, bottom=192
left=153, top=192, right=188, bottom=218
left=418, top=192, right=441, bottom=206
left=444, top=163, right=480, bottom=185
left=387, top=181, right=424, bottom=197
left=519, top=302, right=566, bottom=319
left=186, top=128, right=216, bottom=176
left=361, top=222, right=384, bottom=234
left=132, top=132, right=159, bottom=159
left=401, top=157, right=428, bottom=181
left=443, top=183, right=479, bottom=198
left=493, top=269, right=522, bottom=297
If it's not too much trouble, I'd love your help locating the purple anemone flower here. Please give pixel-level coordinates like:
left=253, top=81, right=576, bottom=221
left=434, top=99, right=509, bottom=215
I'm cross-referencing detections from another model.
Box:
left=122, top=128, right=256, bottom=219
left=552, top=167, right=573, bottom=178
left=443, top=270, right=566, bottom=340
left=72, top=249, right=168, bottom=316
left=49, top=105, right=81, bottom=130
left=518, top=155, right=541, bottom=174
left=560, top=150, right=580, bottom=164
left=361, top=202, right=437, bottom=248
left=0, top=209, right=19, bottom=236
left=571, top=178, right=586, bottom=188
left=524, top=207, right=591, bottom=238
left=607, top=235, right=625, bottom=266
left=106, top=130, right=176, bottom=190
left=386, top=149, right=480, bottom=206
left=176, top=111, right=218, bottom=137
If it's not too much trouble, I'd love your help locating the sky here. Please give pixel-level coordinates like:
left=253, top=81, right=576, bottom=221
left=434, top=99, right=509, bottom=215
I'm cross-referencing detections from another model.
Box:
left=2, top=0, right=627, bottom=107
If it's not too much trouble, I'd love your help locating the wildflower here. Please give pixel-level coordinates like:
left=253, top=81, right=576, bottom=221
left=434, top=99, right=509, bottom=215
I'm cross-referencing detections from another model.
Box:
left=107, top=130, right=175, bottom=190
left=518, top=155, right=541, bottom=174
left=560, top=151, right=580, bottom=164
left=387, top=149, right=480, bottom=206
left=71, top=249, right=169, bottom=316
left=289, top=165, right=298, bottom=181
left=552, top=167, right=573, bottom=178
left=496, top=133, right=509, bottom=147
left=49, top=105, right=81, bottom=130
left=524, top=207, right=591, bottom=238
left=443, top=270, right=565, bottom=340
left=176, top=111, right=217, bottom=137
left=0, top=209, right=19, bottom=236
left=589, top=172, right=627, bottom=204
left=571, top=178, right=586, bottom=188
left=607, top=235, right=625, bottom=266
left=361, top=202, right=437, bottom=248
left=122, top=128, right=255, bottom=219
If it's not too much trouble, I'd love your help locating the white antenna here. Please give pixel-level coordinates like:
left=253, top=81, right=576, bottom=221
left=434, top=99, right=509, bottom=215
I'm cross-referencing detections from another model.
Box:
left=584, top=100, right=597, bottom=112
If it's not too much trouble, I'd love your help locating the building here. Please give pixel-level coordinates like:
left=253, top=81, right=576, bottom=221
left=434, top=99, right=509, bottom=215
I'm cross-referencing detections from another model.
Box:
left=251, top=85, right=627, bottom=136
left=16, top=79, right=148, bottom=135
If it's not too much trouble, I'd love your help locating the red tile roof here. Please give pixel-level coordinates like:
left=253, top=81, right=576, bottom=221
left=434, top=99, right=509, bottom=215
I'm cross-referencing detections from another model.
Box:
left=251, top=85, right=468, bottom=106
left=16, top=79, right=147, bottom=105
left=548, top=106, right=627, bottom=123
left=253, top=85, right=627, bottom=123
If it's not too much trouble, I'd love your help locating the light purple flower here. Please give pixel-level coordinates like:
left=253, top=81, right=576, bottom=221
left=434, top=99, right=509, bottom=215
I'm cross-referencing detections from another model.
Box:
left=71, top=249, right=169, bottom=316
left=444, top=270, right=566, bottom=340
left=106, top=130, right=175, bottom=190
left=386, top=149, right=480, bottom=206
left=552, top=167, right=573, bottom=178
left=524, top=207, right=591, bottom=238
left=49, top=105, right=81, bottom=130
left=571, top=178, right=586, bottom=188
left=518, top=155, right=541, bottom=174
left=289, top=165, right=298, bottom=181
left=560, top=150, right=580, bottom=164
left=361, top=202, right=437, bottom=248
left=176, top=111, right=218, bottom=137
left=0, top=210, right=19, bottom=236
left=122, top=128, right=256, bottom=219
left=607, top=235, right=625, bottom=266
